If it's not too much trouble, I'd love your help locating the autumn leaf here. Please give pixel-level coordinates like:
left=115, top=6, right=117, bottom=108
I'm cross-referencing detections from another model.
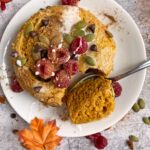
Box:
left=18, top=118, right=62, bottom=150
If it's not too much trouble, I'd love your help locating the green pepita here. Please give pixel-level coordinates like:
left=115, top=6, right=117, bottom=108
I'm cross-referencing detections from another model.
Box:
left=138, top=98, right=145, bottom=109
left=74, top=20, right=87, bottom=29
left=72, top=30, right=85, bottom=37
left=143, top=117, right=150, bottom=125
left=24, top=22, right=33, bottom=37
left=64, top=34, right=74, bottom=44
left=105, top=30, right=113, bottom=38
left=129, top=135, right=139, bottom=142
left=32, top=50, right=41, bottom=61
left=51, top=33, right=63, bottom=46
left=38, top=35, right=50, bottom=45
left=85, top=34, right=95, bottom=42
left=84, top=55, right=96, bottom=66
left=16, top=57, right=26, bottom=66
left=132, top=103, right=140, bottom=112
left=35, top=42, right=48, bottom=49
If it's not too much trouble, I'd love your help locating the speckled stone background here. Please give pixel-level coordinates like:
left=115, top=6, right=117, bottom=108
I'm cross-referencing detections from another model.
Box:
left=0, top=0, right=149, bottom=150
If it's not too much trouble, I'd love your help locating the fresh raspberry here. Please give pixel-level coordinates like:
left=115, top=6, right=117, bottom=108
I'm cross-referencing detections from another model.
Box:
left=48, top=47, right=70, bottom=65
left=52, top=70, right=70, bottom=88
left=35, top=59, right=54, bottom=80
left=0, top=0, right=12, bottom=11
left=94, top=135, right=108, bottom=149
left=1, top=0, right=12, bottom=2
left=10, top=76, right=23, bottom=93
left=112, top=81, right=122, bottom=97
left=70, top=37, right=88, bottom=54
left=86, top=133, right=101, bottom=141
left=63, top=59, right=79, bottom=75
left=1, top=2, right=6, bottom=10
left=61, top=0, right=80, bottom=6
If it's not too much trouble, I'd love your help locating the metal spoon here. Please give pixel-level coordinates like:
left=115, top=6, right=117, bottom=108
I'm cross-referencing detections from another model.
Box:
left=69, top=59, right=150, bottom=91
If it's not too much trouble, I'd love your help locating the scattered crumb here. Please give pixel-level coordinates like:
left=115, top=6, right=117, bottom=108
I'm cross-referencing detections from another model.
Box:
left=127, top=140, right=134, bottom=150
left=0, top=95, right=6, bottom=104
left=12, top=129, right=19, bottom=135
left=10, top=113, right=17, bottom=119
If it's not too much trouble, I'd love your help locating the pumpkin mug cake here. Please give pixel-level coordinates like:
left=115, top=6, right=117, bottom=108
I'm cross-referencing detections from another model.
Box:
left=11, top=5, right=116, bottom=123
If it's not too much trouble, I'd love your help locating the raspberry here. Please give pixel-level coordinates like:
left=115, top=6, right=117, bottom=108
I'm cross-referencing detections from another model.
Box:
left=94, top=135, right=108, bottom=149
left=48, top=47, right=70, bottom=65
left=86, top=133, right=101, bottom=141
left=10, top=76, right=23, bottom=93
left=52, top=70, right=70, bottom=88
left=35, top=59, right=54, bottom=80
left=112, top=81, right=122, bottom=97
left=61, top=0, right=80, bottom=5
left=70, top=37, right=88, bottom=54
left=0, top=0, right=12, bottom=11
left=64, top=59, right=79, bottom=75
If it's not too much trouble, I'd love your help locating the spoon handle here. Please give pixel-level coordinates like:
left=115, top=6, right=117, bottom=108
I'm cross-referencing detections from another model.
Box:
left=110, top=59, right=150, bottom=81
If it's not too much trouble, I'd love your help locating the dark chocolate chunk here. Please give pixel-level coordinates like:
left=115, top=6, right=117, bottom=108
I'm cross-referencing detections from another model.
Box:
left=90, top=44, right=97, bottom=51
left=29, top=31, right=38, bottom=37
left=41, top=19, right=49, bottom=26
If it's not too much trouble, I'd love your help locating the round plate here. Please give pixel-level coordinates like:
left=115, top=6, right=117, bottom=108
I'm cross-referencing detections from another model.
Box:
left=0, top=0, right=146, bottom=137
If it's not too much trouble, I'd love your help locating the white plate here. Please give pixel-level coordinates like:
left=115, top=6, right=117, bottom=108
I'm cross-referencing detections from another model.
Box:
left=0, top=0, right=146, bottom=137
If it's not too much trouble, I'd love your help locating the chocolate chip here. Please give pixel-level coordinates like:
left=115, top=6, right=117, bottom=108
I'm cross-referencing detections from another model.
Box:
left=41, top=50, right=48, bottom=58
left=41, top=19, right=49, bottom=26
left=10, top=113, right=16, bottom=119
left=34, top=44, right=44, bottom=52
left=46, top=6, right=51, bottom=9
left=12, top=129, right=19, bottom=134
left=29, top=31, right=38, bottom=37
left=71, top=54, right=78, bottom=60
left=11, top=51, right=19, bottom=58
left=33, top=86, right=42, bottom=92
left=90, top=44, right=97, bottom=51
left=87, top=24, right=96, bottom=33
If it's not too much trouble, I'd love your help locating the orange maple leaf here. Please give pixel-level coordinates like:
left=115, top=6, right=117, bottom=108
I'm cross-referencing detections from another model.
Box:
left=18, top=118, right=62, bottom=150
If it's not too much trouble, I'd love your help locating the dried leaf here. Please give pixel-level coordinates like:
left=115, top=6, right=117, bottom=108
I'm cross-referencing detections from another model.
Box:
left=18, top=118, right=62, bottom=150
left=127, top=140, right=134, bottom=150
left=0, top=95, right=6, bottom=104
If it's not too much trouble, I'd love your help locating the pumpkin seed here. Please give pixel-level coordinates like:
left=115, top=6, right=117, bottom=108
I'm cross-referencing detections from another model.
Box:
left=35, top=42, right=48, bottom=49
left=132, top=103, right=140, bottom=112
left=85, top=34, right=95, bottom=42
left=84, top=55, right=96, bottom=66
left=64, top=34, right=74, bottom=44
left=72, top=29, right=85, bottom=37
left=138, top=98, right=145, bottom=109
left=74, top=20, right=87, bottom=29
left=143, top=117, right=150, bottom=125
left=38, top=35, right=50, bottom=45
left=16, top=57, right=26, bottom=66
left=129, top=135, right=139, bottom=142
left=24, top=22, right=33, bottom=37
left=105, top=30, right=113, bottom=38
left=32, top=50, right=41, bottom=61
left=51, top=33, right=63, bottom=45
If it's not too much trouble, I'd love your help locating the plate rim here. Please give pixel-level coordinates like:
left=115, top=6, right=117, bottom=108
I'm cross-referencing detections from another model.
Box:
left=0, top=0, right=146, bottom=137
